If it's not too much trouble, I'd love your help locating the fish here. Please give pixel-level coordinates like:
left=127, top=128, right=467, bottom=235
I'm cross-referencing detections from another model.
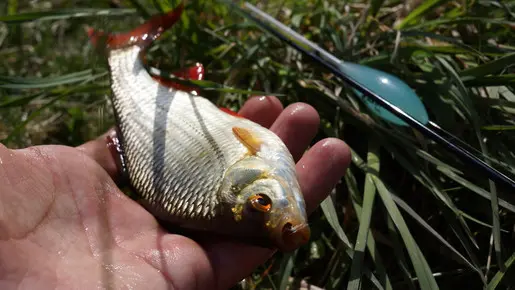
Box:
left=87, top=3, right=310, bottom=252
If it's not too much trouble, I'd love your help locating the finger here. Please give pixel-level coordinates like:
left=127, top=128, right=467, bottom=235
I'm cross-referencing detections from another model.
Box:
left=205, top=138, right=351, bottom=290
left=76, top=128, right=119, bottom=181
left=296, top=138, right=351, bottom=214
left=238, top=95, right=283, bottom=128
left=270, top=103, right=320, bottom=162
left=206, top=240, right=274, bottom=290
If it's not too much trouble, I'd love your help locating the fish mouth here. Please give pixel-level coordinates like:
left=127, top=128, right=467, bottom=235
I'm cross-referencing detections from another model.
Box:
left=271, top=219, right=311, bottom=252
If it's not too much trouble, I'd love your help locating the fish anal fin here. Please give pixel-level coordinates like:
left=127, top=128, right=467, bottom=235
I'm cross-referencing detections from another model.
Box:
left=151, top=63, right=204, bottom=94
left=151, top=75, right=196, bottom=94
left=232, top=127, right=262, bottom=155
left=172, top=62, right=204, bottom=81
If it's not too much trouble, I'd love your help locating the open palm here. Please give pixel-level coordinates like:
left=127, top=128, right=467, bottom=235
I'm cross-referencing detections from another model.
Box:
left=0, top=96, right=350, bottom=290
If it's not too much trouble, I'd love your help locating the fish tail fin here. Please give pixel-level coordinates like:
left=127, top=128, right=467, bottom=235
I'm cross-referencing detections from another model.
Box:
left=86, top=2, right=184, bottom=52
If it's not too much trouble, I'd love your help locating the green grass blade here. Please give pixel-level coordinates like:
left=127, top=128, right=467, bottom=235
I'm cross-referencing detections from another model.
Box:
left=369, top=0, right=385, bottom=17
left=347, top=141, right=380, bottom=290
left=463, top=75, right=515, bottom=87
left=386, top=215, right=417, bottom=290
left=154, top=0, right=173, bottom=13
left=481, top=125, right=515, bottom=131
left=437, top=52, right=504, bottom=271
left=2, top=94, right=64, bottom=143
left=345, top=169, right=390, bottom=290
left=320, top=196, right=353, bottom=249
left=383, top=136, right=484, bottom=282
left=0, top=70, right=106, bottom=89
left=405, top=17, right=515, bottom=31
left=486, top=252, right=515, bottom=289
left=370, top=131, right=485, bottom=271
left=125, top=0, right=155, bottom=18
left=350, top=197, right=393, bottom=290
left=437, top=166, right=515, bottom=213
left=0, top=84, right=109, bottom=109
left=460, top=53, right=515, bottom=78
left=0, top=91, right=46, bottom=108
left=2, top=71, right=105, bottom=143
left=374, top=177, right=439, bottom=289
left=377, top=137, right=468, bottom=222
left=390, top=193, right=479, bottom=273
left=377, top=137, right=486, bottom=283
left=435, top=55, right=475, bottom=120
left=8, top=0, right=18, bottom=15
left=277, top=251, right=297, bottom=290
left=392, top=143, right=487, bottom=262
left=474, top=131, right=504, bottom=271
left=350, top=137, right=442, bottom=289
left=0, top=8, right=136, bottom=23
left=396, top=0, right=451, bottom=29
left=320, top=119, right=387, bottom=289
left=460, top=212, right=510, bottom=233
left=400, top=30, right=484, bottom=56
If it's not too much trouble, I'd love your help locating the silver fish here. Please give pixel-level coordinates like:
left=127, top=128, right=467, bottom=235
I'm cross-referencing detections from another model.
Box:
left=88, top=3, right=310, bottom=251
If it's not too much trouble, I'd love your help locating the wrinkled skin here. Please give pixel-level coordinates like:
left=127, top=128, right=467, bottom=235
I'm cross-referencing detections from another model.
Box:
left=0, top=96, right=351, bottom=290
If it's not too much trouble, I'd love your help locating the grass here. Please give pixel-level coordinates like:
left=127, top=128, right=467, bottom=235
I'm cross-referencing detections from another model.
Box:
left=2, top=0, right=515, bottom=289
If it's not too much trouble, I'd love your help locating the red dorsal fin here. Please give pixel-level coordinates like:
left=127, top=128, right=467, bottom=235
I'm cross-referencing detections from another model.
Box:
left=87, top=2, right=184, bottom=51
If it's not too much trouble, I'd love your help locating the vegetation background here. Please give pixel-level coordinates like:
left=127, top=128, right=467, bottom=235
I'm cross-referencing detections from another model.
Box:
left=1, top=0, right=515, bottom=289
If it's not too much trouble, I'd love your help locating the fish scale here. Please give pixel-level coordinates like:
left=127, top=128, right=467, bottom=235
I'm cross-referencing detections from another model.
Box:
left=88, top=4, right=311, bottom=251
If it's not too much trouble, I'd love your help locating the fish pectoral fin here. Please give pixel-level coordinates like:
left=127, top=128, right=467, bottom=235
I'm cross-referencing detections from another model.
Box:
left=232, top=127, right=263, bottom=155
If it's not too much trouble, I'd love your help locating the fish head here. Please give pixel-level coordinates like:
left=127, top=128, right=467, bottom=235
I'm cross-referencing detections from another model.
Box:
left=222, top=157, right=310, bottom=252
left=239, top=177, right=310, bottom=251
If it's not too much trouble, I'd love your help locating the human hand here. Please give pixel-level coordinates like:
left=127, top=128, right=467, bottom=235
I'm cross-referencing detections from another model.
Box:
left=0, top=96, right=350, bottom=290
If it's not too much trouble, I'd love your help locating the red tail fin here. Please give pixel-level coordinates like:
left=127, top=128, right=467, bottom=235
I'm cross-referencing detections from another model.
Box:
left=87, top=2, right=184, bottom=50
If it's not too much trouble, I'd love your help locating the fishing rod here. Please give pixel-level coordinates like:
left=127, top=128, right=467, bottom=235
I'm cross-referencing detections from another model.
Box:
left=221, top=1, right=515, bottom=190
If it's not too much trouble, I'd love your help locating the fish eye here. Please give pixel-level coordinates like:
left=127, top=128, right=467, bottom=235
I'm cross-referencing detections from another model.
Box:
left=249, top=193, right=272, bottom=212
